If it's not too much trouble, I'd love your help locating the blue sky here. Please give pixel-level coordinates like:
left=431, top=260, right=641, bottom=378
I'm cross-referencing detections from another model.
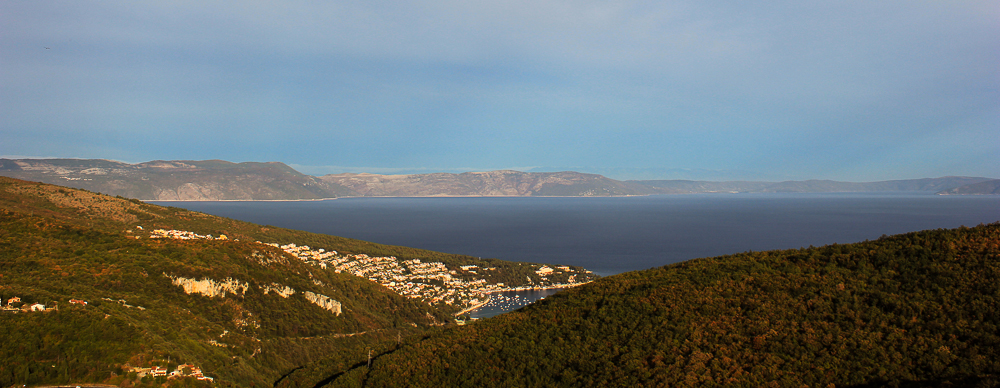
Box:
left=2, top=1, right=997, bottom=181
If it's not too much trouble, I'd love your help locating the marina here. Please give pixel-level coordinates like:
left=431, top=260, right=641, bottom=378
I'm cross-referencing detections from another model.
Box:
left=467, top=288, right=566, bottom=319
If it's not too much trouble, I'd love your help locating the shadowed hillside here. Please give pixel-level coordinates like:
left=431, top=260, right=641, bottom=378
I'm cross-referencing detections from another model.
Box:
left=289, top=223, right=1000, bottom=387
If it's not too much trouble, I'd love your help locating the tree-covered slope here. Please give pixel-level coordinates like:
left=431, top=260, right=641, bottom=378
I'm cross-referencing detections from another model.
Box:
left=0, top=177, right=592, bottom=388
left=0, top=177, right=460, bottom=388
left=308, top=224, right=1000, bottom=388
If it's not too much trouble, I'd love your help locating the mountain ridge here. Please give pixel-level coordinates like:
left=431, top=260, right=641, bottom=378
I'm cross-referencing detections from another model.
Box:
left=1, top=158, right=994, bottom=200
left=937, top=179, right=1000, bottom=195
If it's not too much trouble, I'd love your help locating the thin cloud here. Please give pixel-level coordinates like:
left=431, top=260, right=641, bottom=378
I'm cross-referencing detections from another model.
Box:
left=2, top=1, right=997, bottom=181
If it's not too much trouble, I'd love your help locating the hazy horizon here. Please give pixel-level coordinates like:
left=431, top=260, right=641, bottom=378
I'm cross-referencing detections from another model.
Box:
left=2, top=155, right=995, bottom=182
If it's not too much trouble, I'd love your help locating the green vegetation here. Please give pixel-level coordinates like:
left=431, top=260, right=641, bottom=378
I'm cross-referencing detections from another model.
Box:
left=292, top=223, right=1000, bottom=387
left=0, top=177, right=589, bottom=388
left=7, top=175, right=997, bottom=388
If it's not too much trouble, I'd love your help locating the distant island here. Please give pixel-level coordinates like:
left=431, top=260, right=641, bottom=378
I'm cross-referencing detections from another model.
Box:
left=0, top=158, right=994, bottom=201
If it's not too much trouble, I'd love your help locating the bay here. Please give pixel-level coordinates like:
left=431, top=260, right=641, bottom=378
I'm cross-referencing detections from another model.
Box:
left=155, top=192, right=999, bottom=277
left=467, top=288, right=564, bottom=319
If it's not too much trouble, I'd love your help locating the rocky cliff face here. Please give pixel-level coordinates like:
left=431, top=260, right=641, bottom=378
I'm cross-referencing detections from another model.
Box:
left=318, top=170, right=645, bottom=196
left=166, top=274, right=249, bottom=298
left=303, top=291, right=342, bottom=316
left=166, top=274, right=342, bottom=316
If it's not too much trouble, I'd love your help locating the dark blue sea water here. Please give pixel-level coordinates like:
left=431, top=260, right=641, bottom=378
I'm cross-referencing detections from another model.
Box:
left=155, top=193, right=999, bottom=277
left=467, top=289, right=564, bottom=319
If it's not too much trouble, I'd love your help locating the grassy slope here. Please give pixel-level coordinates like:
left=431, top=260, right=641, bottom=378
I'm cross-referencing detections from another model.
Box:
left=309, top=224, right=1000, bottom=388
left=0, top=177, right=581, bottom=388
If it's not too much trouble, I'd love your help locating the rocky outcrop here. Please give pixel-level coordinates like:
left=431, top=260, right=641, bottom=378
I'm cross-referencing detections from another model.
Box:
left=165, top=274, right=249, bottom=298
left=303, top=291, right=342, bottom=316
left=263, top=283, right=297, bottom=298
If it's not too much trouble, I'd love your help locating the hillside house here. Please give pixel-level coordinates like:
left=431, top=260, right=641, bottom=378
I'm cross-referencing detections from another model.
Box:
left=130, top=367, right=152, bottom=378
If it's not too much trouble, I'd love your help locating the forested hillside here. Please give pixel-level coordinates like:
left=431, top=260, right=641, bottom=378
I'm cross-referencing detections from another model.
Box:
left=294, top=223, right=1000, bottom=387
left=0, top=177, right=456, bottom=388
left=0, top=177, right=591, bottom=388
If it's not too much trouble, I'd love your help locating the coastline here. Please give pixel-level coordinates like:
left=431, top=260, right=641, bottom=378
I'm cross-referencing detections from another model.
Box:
left=149, top=195, right=647, bottom=202
left=488, top=282, right=592, bottom=294
left=454, top=281, right=593, bottom=317
left=454, top=297, right=492, bottom=316
left=150, top=197, right=340, bottom=202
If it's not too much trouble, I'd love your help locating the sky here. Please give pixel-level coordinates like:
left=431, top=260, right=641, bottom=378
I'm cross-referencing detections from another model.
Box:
left=2, top=1, right=997, bottom=181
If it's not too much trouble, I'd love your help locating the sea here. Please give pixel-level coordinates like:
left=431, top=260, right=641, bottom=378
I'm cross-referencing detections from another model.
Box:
left=155, top=192, right=999, bottom=318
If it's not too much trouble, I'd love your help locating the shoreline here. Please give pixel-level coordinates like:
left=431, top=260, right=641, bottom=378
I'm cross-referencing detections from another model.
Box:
left=454, top=297, right=492, bottom=316
left=487, top=282, right=592, bottom=294
left=454, top=282, right=592, bottom=317
left=149, top=198, right=339, bottom=202
left=148, top=195, right=649, bottom=202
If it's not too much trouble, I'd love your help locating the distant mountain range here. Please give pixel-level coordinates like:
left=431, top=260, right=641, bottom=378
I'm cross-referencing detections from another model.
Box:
left=0, top=158, right=994, bottom=200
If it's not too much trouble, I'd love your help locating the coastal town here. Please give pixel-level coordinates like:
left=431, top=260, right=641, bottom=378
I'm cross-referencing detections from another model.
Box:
left=147, top=228, right=594, bottom=313
left=4, top=227, right=592, bottom=318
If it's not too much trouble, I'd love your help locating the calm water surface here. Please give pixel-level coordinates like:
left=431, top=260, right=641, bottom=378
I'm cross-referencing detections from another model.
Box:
left=156, top=192, right=998, bottom=318
left=468, top=289, right=564, bottom=319
left=157, top=193, right=999, bottom=276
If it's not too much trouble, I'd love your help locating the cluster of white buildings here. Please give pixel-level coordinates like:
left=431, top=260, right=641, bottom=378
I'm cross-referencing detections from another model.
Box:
left=259, top=243, right=588, bottom=309
left=271, top=244, right=507, bottom=308
left=146, top=227, right=592, bottom=311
